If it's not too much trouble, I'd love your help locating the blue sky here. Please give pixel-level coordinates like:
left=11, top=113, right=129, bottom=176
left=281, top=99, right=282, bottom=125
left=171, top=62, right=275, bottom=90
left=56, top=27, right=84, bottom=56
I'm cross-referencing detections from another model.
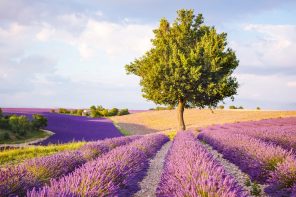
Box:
left=0, top=0, right=296, bottom=110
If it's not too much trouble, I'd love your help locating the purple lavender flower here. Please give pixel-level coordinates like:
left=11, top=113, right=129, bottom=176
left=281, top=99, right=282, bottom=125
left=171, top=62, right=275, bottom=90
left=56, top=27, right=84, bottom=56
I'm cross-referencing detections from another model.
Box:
left=157, top=131, right=248, bottom=197
left=0, top=135, right=140, bottom=196
left=269, top=154, right=296, bottom=190
left=27, top=134, right=169, bottom=197
left=203, top=117, right=296, bottom=152
left=198, top=130, right=292, bottom=182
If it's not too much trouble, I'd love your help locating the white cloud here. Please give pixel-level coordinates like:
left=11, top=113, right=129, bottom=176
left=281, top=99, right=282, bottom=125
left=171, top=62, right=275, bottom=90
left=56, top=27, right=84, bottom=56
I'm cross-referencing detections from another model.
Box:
left=233, top=24, right=296, bottom=70
left=76, top=19, right=154, bottom=59
left=287, top=81, right=296, bottom=87
left=236, top=73, right=296, bottom=102
left=36, top=24, right=56, bottom=42
left=1, top=5, right=295, bottom=109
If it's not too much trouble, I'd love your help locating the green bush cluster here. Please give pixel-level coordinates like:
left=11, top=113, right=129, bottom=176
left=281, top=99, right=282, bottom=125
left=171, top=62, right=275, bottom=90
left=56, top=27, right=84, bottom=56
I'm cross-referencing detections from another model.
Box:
left=150, top=105, right=175, bottom=110
left=57, top=108, right=84, bottom=116
left=0, top=108, right=47, bottom=139
left=58, top=108, right=71, bottom=114
left=55, top=106, right=130, bottom=118
left=89, top=105, right=129, bottom=118
left=229, top=105, right=244, bottom=109
left=218, top=105, right=224, bottom=109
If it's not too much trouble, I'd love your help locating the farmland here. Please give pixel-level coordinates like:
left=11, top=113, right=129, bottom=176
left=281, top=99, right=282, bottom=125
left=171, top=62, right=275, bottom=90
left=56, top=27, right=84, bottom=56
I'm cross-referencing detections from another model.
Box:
left=111, top=109, right=296, bottom=135
left=2, top=108, right=123, bottom=145
left=1, top=115, right=296, bottom=196
left=1, top=1, right=296, bottom=196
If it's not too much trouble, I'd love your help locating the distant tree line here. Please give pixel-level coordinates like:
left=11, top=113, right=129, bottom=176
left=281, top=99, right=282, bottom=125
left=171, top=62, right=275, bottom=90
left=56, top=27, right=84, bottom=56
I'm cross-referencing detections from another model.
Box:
left=54, top=108, right=84, bottom=116
left=53, top=105, right=130, bottom=117
left=149, top=106, right=175, bottom=111
left=0, top=108, right=47, bottom=140
left=218, top=105, right=261, bottom=110
left=89, top=105, right=129, bottom=117
left=229, top=105, right=244, bottom=109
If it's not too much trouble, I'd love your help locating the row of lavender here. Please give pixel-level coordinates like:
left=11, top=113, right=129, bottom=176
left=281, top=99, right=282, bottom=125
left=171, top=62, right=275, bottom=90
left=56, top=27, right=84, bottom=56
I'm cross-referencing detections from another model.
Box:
left=28, top=133, right=169, bottom=196
left=157, top=132, right=248, bottom=197
left=203, top=117, right=296, bottom=152
left=198, top=129, right=296, bottom=193
left=0, top=135, right=141, bottom=196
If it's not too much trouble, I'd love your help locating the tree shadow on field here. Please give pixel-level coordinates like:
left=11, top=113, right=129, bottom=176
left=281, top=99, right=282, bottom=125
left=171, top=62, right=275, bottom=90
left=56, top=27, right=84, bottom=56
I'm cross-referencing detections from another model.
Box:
left=115, top=122, right=160, bottom=135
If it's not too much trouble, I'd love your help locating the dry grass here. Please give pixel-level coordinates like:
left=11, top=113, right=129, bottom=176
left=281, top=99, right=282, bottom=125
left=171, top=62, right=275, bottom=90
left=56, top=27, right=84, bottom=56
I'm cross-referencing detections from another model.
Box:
left=111, top=109, right=296, bottom=135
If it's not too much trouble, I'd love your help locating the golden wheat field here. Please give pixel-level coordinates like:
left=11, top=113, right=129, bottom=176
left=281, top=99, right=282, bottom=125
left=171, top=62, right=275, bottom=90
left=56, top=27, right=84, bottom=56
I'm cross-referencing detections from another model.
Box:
left=111, top=109, right=296, bottom=135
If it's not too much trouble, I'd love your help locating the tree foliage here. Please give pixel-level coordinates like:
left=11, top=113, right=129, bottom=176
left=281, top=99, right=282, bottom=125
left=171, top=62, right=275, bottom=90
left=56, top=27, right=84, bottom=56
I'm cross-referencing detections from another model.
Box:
left=125, top=9, right=239, bottom=130
left=9, top=115, right=31, bottom=136
left=31, top=114, right=48, bottom=130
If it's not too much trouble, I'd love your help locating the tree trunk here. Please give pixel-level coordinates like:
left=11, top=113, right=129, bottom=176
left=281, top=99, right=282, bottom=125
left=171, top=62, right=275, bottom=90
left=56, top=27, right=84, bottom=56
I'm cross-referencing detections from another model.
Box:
left=177, top=99, right=186, bottom=131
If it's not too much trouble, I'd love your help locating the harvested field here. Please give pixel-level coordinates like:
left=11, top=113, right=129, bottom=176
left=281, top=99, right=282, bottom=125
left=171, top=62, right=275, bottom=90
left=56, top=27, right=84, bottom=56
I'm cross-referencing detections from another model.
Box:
left=111, top=109, right=296, bottom=135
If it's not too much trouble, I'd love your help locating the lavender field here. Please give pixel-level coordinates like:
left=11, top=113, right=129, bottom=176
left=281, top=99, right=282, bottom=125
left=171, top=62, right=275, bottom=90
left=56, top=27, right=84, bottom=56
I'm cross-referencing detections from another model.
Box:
left=2, top=108, right=122, bottom=144
left=1, top=115, right=296, bottom=196
left=1, top=1, right=296, bottom=196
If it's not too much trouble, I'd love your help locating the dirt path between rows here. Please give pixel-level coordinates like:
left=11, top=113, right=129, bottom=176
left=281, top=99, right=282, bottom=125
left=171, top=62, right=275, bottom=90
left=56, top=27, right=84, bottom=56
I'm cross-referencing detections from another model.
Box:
left=133, top=141, right=171, bottom=197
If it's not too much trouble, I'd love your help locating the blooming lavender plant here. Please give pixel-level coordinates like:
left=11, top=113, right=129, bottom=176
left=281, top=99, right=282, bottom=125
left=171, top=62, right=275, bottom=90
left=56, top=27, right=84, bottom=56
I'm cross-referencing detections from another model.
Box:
left=0, top=151, right=85, bottom=196
left=203, top=117, right=296, bottom=152
left=27, top=134, right=169, bottom=197
left=291, top=184, right=296, bottom=197
left=157, top=131, right=248, bottom=197
left=0, top=135, right=140, bottom=196
left=269, top=154, right=296, bottom=190
left=198, top=130, right=292, bottom=182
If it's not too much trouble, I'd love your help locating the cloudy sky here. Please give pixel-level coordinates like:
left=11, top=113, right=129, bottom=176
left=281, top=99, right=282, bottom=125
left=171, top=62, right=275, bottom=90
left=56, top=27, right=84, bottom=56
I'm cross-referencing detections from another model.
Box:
left=0, top=0, right=296, bottom=110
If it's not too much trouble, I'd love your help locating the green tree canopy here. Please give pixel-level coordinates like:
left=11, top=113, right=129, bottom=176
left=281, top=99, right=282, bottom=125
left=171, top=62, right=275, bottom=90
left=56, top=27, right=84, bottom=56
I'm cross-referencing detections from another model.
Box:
left=31, top=114, right=48, bottom=130
left=126, top=9, right=239, bottom=130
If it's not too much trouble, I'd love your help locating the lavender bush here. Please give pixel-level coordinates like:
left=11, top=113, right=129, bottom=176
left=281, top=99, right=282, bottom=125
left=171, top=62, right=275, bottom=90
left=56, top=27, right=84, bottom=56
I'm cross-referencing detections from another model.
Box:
left=202, top=117, right=296, bottom=152
left=269, top=154, right=296, bottom=190
left=0, top=135, right=140, bottom=196
left=157, top=131, right=248, bottom=197
left=291, top=184, right=296, bottom=196
left=198, top=130, right=296, bottom=192
left=28, top=134, right=169, bottom=196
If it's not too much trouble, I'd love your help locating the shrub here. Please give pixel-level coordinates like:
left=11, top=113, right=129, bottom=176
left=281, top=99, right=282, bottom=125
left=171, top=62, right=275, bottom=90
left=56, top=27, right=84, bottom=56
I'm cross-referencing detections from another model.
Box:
left=167, top=105, right=175, bottom=110
left=70, top=109, right=78, bottom=115
left=58, top=108, right=70, bottom=114
left=3, top=132, right=10, bottom=140
left=218, top=105, right=224, bottom=109
left=31, top=114, right=47, bottom=130
left=96, top=105, right=105, bottom=111
left=229, top=105, right=237, bottom=109
left=155, top=106, right=167, bottom=110
left=9, top=115, right=31, bottom=136
left=90, top=105, right=96, bottom=111
left=90, top=110, right=101, bottom=118
left=0, top=118, right=10, bottom=129
left=256, top=107, right=261, bottom=110
left=118, top=109, right=129, bottom=116
left=238, top=106, right=244, bottom=109
left=76, top=109, right=83, bottom=116
left=100, top=109, right=109, bottom=117
left=108, top=108, right=119, bottom=116
left=4, top=132, right=10, bottom=139
left=0, top=108, right=2, bottom=117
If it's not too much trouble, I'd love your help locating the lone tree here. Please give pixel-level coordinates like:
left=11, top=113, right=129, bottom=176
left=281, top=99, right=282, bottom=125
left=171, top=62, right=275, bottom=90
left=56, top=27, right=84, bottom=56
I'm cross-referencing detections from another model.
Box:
left=126, top=9, right=239, bottom=130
